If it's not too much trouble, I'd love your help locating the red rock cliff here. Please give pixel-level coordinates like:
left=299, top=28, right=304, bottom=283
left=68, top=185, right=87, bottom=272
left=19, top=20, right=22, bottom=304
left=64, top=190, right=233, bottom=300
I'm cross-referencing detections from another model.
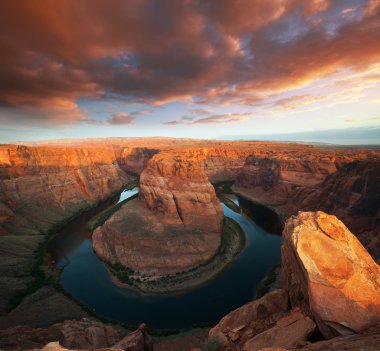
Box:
left=0, top=143, right=151, bottom=314
left=139, top=151, right=223, bottom=233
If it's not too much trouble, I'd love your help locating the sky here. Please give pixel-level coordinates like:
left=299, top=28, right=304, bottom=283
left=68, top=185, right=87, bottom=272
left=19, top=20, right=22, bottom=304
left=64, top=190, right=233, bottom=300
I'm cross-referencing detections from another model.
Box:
left=0, top=0, right=380, bottom=143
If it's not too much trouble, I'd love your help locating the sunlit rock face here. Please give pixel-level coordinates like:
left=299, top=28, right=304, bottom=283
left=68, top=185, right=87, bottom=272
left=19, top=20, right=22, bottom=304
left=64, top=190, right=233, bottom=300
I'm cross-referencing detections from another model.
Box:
left=0, top=144, right=134, bottom=236
left=0, top=143, right=159, bottom=314
left=93, top=151, right=224, bottom=277
left=282, top=211, right=380, bottom=339
left=139, top=151, right=223, bottom=233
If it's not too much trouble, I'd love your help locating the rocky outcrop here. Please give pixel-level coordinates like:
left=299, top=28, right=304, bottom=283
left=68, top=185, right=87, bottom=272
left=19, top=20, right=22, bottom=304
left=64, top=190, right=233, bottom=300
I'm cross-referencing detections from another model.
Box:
left=297, top=160, right=380, bottom=260
left=117, top=147, right=159, bottom=175
left=282, top=211, right=380, bottom=338
left=0, top=318, right=124, bottom=350
left=93, top=199, right=223, bottom=277
left=139, top=152, right=223, bottom=233
left=236, top=155, right=380, bottom=260
left=206, top=211, right=380, bottom=351
left=208, top=289, right=289, bottom=349
left=113, top=323, right=153, bottom=351
left=242, top=309, right=316, bottom=351
left=0, top=319, right=153, bottom=351
left=0, top=144, right=136, bottom=314
left=236, top=155, right=337, bottom=208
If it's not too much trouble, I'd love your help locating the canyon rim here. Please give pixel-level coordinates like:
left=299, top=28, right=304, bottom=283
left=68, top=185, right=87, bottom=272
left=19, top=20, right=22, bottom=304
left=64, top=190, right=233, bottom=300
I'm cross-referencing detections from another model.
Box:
left=1, top=1, right=380, bottom=350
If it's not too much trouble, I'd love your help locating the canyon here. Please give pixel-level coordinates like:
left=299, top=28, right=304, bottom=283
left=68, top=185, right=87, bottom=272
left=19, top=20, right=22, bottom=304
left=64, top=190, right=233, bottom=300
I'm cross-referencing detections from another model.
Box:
left=93, top=151, right=226, bottom=286
left=0, top=137, right=379, bottom=350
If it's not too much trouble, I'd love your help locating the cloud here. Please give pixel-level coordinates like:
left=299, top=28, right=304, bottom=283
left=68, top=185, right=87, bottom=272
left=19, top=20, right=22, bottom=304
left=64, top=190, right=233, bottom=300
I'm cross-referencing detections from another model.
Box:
left=107, top=112, right=134, bottom=125
left=163, top=112, right=250, bottom=125
left=271, top=94, right=327, bottom=111
left=0, top=0, right=379, bottom=126
left=345, top=116, right=380, bottom=123
left=341, top=8, right=356, bottom=15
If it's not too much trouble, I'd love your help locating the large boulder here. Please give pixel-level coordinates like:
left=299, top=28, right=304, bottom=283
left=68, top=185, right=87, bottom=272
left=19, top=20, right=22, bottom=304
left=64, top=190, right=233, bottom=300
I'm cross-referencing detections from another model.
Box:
left=282, top=211, right=380, bottom=338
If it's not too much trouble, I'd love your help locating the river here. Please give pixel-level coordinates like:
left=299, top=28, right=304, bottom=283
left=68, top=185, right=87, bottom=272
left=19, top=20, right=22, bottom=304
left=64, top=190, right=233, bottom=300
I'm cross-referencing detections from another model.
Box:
left=47, top=187, right=282, bottom=330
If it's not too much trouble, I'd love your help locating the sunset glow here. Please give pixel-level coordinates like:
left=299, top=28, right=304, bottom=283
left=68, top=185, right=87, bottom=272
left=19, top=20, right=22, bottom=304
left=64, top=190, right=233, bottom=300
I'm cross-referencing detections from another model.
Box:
left=1, top=0, right=379, bottom=143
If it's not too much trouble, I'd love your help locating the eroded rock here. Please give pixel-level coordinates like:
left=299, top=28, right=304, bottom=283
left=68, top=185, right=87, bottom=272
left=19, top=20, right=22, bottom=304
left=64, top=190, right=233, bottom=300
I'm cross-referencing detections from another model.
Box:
left=282, top=211, right=380, bottom=338
left=208, top=289, right=289, bottom=349
left=242, top=309, right=316, bottom=351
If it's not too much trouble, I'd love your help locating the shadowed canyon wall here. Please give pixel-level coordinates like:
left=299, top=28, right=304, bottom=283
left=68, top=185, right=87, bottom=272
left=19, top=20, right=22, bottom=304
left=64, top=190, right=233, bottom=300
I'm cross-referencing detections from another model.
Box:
left=0, top=143, right=156, bottom=313
left=235, top=154, right=380, bottom=260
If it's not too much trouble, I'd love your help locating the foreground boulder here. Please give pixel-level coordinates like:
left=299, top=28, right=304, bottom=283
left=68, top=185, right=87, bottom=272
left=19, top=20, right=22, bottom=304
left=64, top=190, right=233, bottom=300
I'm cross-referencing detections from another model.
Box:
left=282, top=211, right=380, bottom=338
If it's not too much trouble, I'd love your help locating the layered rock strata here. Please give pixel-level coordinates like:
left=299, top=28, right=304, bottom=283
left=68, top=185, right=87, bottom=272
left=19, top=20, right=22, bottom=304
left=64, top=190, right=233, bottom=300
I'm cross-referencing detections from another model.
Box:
left=235, top=155, right=337, bottom=209
left=93, top=153, right=224, bottom=280
left=139, top=152, right=223, bottom=233
left=298, top=160, right=380, bottom=259
left=235, top=156, right=380, bottom=259
left=0, top=144, right=134, bottom=314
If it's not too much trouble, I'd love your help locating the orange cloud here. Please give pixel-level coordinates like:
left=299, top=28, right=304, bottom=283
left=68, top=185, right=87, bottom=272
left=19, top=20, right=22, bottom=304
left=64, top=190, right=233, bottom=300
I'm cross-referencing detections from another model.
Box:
left=0, top=0, right=379, bottom=126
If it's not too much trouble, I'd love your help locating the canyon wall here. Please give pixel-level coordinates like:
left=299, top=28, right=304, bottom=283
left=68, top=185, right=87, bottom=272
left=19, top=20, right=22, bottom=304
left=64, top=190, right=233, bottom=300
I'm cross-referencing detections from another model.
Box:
left=116, top=147, right=159, bottom=175
left=235, top=153, right=380, bottom=259
left=235, top=154, right=338, bottom=208
left=179, top=147, right=253, bottom=181
left=0, top=144, right=131, bottom=237
left=0, top=143, right=155, bottom=314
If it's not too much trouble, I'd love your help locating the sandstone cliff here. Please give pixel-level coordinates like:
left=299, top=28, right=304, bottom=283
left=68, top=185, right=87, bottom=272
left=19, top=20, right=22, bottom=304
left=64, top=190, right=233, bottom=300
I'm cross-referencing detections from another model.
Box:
left=298, top=160, right=380, bottom=259
left=207, top=211, right=380, bottom=350
left=93, top=152, right=224, bottom=280
left=139, top=152, right=223, bottom=233
left=235, top=154, right=337, bottom=208
left=235, top=155, right=380, bottom=260
left=0, top=142, right=162, bottom=315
